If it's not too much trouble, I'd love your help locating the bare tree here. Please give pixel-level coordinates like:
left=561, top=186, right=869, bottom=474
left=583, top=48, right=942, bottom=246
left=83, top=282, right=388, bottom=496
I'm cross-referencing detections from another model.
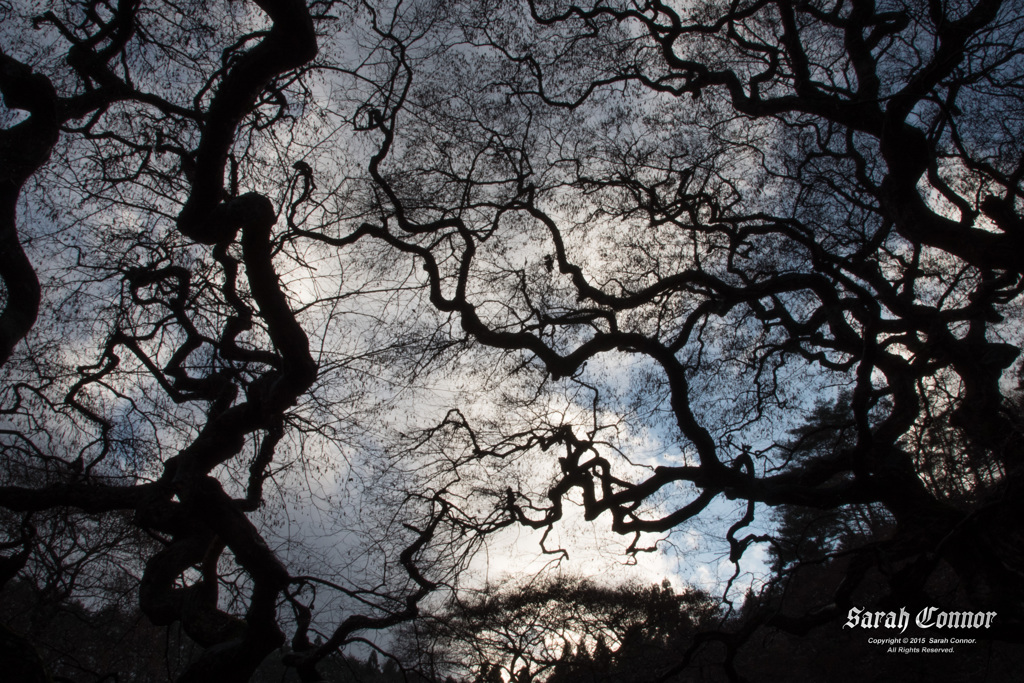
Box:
left=4, top=0, right=1024, bottom=681
left=335, top=0, right=1024, bottom=660
left=0, top=1, right=487, bottom=680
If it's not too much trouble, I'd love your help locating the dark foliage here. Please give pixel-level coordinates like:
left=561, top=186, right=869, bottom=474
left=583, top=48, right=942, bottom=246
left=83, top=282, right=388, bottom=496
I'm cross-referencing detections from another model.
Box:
left=405, top=576, right=719, bottom=682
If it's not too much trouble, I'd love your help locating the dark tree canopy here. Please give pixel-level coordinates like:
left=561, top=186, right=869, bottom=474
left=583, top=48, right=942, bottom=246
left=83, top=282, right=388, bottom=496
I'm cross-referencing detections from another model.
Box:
left=2, top=0, right=1024, bottom=680
left=403, top=576, right=719, bottom=682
